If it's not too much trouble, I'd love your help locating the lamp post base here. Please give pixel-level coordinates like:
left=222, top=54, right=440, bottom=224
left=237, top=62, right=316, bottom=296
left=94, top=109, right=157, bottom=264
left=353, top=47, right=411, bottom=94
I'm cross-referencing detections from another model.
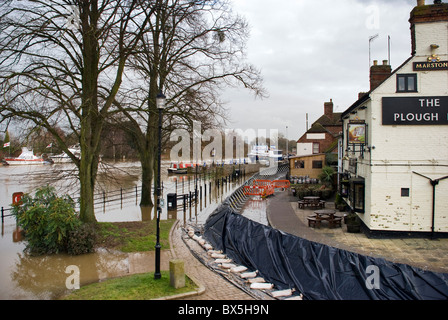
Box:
left=154, top=243, right=162, bottom=279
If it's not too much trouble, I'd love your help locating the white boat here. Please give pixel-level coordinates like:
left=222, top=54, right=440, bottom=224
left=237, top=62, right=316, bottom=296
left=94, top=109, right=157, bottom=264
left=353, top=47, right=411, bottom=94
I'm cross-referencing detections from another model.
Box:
left=50, top=146, right=80, bottom=163
left=248, top=145, right=283, bottom=164
left=4, top=147, right=44, bottom=165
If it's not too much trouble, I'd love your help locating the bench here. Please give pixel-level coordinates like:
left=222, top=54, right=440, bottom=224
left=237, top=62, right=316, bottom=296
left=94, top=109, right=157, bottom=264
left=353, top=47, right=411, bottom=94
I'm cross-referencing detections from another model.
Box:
left=307, top=216, right=321, bottom=228
left=329, top=217, right=343, bottom=228
left=299, top=200, right=324, bottom=209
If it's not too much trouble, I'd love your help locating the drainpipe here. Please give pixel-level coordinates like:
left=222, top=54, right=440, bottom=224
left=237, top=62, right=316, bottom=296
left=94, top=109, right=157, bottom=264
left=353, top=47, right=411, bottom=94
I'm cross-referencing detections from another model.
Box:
left=412, top=172, right=448, bottom=239
left=430, top=179, right=438, bottom=239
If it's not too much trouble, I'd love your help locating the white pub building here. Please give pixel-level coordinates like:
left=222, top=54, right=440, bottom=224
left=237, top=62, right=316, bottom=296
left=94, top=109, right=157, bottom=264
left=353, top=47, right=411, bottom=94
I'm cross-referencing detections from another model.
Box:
left=340, top=0, right=448, bottom=236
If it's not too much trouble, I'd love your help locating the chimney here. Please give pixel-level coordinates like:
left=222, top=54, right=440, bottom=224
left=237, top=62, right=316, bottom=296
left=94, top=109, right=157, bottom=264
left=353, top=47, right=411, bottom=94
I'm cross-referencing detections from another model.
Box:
left=370, top=59, right=391, bottom=90
left=358, top=92, right=368, bottom=100
left=409, top=1, right=448, bottom=55
left=324, top=99, right=333, bottom=118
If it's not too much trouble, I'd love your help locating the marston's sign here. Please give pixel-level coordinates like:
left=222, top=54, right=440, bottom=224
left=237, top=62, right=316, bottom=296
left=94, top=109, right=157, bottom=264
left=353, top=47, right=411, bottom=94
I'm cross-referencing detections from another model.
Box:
left=413, top=61, right=448, bottom=71
left=382, top=96, right=448, bottom=125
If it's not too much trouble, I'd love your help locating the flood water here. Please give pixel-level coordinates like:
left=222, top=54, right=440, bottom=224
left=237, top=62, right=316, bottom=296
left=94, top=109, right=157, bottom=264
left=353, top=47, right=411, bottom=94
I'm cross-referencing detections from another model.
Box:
left=0, top=161, right=265, bottom=299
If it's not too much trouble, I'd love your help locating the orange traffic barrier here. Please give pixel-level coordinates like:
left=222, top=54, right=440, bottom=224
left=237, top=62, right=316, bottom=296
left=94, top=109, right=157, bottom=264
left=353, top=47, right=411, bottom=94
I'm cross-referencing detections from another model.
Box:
left=272, top=180, right=290, bottom=189
left=253, top=179, right=272, bottom=186
left=244, top=185, right=265, bottom=196
left=243, top=179, right=289, bottom=197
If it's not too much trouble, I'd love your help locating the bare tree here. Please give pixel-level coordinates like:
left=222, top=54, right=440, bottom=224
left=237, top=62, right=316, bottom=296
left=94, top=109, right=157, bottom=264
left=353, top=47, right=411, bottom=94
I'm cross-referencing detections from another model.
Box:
left=112, top=0, right=266, bottom=207
left=0, top=0, right=154, bottom=222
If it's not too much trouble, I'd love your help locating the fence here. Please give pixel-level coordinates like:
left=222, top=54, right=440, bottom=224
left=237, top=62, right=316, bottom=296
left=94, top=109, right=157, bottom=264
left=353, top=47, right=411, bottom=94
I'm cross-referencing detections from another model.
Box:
left=1, top=206, right=14, bottom=223
left=1, top=185, right=143, bottom=224
left=0, top=165, right=251, bottom=223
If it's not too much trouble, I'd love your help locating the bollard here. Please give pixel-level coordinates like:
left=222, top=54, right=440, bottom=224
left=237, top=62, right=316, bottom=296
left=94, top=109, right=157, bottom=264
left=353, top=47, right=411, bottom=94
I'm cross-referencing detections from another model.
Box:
left=170, top=259, right=185, bottom=289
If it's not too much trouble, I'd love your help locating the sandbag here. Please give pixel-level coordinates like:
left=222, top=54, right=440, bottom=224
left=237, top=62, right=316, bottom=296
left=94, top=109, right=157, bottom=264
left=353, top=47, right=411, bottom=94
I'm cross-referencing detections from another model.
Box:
left=204, top=206, right=448, bottom=300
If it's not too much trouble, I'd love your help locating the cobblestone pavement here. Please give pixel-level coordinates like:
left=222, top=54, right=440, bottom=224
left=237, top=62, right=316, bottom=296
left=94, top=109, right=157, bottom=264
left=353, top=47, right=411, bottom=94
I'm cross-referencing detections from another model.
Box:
left=169, top=221, right=255, bottom=300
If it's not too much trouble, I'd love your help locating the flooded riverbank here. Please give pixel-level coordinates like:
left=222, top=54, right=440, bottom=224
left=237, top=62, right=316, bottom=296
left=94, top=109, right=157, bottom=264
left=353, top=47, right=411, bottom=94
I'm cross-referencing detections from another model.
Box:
left=0, top=161, right=264, bottom=299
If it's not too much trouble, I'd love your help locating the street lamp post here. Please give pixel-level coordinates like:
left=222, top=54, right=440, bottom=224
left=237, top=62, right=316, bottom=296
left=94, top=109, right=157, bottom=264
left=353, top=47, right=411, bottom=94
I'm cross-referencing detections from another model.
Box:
left=155, top=90, right=166, bottom=280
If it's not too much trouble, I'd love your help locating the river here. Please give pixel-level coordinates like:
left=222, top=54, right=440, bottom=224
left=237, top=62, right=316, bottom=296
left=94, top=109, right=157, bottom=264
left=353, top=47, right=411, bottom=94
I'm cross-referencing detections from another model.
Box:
left=0, top=160, right=265, bottom=299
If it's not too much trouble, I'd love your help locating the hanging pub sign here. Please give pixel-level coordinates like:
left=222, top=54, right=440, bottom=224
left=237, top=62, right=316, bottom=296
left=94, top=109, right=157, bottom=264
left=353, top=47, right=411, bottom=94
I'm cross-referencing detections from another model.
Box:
left=382, top=96, right=448, bottom=125
left=348, top=121, right=366, bottom=144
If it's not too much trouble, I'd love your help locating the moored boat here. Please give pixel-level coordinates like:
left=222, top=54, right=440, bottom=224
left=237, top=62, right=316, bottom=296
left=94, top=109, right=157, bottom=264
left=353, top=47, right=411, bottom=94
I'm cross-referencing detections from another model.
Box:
left=50, top=145, right=81, bottom=163
left=167, top=162, right=189, bottom=174
left=3, top=147, right=44, bottom=165
left=248, top=145, right=283, bottom=164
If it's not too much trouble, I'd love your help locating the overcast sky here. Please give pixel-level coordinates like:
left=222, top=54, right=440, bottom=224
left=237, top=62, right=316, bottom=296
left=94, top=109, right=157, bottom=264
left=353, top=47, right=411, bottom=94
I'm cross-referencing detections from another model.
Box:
left=223, top=0, right=417, bottom=143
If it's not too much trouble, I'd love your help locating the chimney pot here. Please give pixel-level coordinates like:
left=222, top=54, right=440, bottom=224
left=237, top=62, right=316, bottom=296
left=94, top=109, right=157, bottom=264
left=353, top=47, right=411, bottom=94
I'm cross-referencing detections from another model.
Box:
left=373, top=60, right=378, bottom=66
left=417, top=0, right=425, bottom=6
left=370, top=59, right=392, bottom=90
left=324, top=99, right=334, bottom=118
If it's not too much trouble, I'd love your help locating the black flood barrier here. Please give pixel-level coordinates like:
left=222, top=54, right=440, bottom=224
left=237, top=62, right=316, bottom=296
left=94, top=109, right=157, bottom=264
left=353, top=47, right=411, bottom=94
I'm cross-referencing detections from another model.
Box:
left=204, top=204, right=448, bottom=300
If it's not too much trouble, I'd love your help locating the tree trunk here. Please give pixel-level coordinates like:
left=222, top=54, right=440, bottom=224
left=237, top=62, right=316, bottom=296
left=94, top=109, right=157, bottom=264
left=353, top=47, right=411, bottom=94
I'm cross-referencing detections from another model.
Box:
left=78, top=157, right=97, bottom=223
left=78, top=1, right=101, bottom=223
left=140, top=148, right=155, bottom=208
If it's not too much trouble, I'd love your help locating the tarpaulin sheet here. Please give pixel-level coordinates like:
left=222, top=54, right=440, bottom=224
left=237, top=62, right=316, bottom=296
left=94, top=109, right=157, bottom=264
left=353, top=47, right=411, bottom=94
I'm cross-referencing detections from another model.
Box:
left=204, top=204, right=448, bottom=300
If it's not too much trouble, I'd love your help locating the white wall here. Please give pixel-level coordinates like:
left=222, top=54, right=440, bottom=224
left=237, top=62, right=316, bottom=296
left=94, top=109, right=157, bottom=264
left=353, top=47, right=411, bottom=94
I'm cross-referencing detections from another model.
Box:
left=343, top=19, right=448, bottom=233
left=296, top=142, right=313, bottom=157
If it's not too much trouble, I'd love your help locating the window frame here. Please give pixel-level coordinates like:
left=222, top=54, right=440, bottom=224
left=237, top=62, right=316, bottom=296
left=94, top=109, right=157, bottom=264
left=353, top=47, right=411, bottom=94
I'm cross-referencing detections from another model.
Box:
left=294, top=160, right=305, bottom=169
left=401, top=188, right=410, bottom=197
left=396, top=74, right=417, bottom=93
left=312, top=160, right=323, bottom=169
left=349, top=179, right=365, bottom=213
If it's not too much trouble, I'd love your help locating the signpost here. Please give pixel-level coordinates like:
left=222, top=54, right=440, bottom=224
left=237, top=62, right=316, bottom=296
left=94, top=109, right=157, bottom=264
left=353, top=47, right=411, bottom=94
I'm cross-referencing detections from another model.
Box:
left=12, top=192, right=24, bottom=206
left=382, top=96, right=448, bottom=125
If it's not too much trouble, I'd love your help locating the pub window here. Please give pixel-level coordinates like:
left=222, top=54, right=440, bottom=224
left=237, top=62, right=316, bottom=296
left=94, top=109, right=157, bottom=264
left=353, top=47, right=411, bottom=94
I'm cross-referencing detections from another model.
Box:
left=312, top=160, right=323, bottom=169
left=349, top=179, right=365, bottom=213
left=396, top=74, right=417, bottom=93
left=340, top=180, right=349, bottom=198
left=312, top=142, right=320, bottom=154
left=401, top=188, right=410, bottom=197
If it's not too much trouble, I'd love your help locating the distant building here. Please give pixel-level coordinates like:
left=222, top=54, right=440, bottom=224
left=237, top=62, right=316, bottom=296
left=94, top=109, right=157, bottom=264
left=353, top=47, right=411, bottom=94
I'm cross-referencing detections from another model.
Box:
left=289, top=153, right=326, bottom=179
left=296, top=99, right=342, bottom=157
left=340, top=0, right=448, bottom=236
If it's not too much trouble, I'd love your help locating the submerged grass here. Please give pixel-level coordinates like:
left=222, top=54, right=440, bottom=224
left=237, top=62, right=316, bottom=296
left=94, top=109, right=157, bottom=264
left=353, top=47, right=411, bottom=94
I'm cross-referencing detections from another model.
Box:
left=62, top=219, right=201, bottom=300
left=63, top=271, right=198, bottom=300
left=95, top=219, right=175, bottom=252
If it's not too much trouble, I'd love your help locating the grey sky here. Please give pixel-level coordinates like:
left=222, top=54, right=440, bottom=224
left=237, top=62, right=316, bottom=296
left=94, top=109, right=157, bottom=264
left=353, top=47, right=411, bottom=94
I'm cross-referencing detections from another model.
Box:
left=223, top=0, right=417, bottom=143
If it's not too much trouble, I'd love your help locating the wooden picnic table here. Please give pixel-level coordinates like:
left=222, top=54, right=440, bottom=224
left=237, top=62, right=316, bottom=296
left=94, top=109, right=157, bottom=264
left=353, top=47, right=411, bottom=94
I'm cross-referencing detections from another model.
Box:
left=307, top=209, right=342, bottom=228
left=298, top=196, right=325, bottom=209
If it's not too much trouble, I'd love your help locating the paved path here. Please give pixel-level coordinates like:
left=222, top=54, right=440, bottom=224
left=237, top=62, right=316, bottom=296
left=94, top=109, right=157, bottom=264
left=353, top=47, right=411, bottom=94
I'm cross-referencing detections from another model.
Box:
left=267, top=191, right=448, bottom=274
left=170, top=221, right=254, bottom=300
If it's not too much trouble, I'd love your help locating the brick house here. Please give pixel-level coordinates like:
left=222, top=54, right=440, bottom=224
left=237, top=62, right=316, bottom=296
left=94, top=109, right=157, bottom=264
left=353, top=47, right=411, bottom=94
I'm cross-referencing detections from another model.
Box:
left=296, top=99, right=342, bottom=158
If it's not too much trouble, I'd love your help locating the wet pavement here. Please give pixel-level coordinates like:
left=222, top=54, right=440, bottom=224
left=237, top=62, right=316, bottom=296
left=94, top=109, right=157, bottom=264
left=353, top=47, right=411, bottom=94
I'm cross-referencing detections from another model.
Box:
left=267, top=191, right=448, bottom=274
